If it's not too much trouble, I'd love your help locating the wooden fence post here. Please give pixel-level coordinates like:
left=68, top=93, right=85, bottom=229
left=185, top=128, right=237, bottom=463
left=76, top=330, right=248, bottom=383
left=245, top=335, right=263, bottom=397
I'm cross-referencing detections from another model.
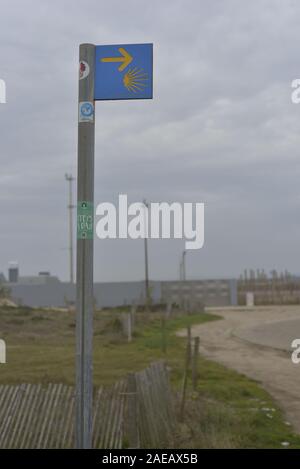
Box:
left=180, top=326, right=192, bottom=421
left=192, top=336, right=200, bottom=391
left=187, top=325, right=192, bottom=361
left=128, top=313, right=132, bottom=342
left=121, top=313, right=132, bottom=342
left=161, top=312, right=167, bottom=354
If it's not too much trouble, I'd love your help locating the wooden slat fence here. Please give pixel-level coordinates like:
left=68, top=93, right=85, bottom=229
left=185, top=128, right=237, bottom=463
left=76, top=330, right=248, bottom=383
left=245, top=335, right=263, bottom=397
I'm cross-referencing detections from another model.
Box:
left=0, top=361, right=175, bottom=448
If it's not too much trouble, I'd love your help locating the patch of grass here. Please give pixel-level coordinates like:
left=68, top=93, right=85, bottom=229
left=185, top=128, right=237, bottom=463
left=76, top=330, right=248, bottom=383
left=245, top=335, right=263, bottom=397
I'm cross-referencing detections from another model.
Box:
left=0, top=308, right=218, bottom=386
left=176, top=358, right=300, bottom=448
left=5, top=318, right=25, bottom=326
left=31, top=315, right=51, bottom=322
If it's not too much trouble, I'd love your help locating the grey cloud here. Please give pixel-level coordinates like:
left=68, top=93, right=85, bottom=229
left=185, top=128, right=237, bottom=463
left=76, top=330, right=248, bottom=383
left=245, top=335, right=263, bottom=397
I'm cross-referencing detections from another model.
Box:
left=1, top=0, right=300, bottom=281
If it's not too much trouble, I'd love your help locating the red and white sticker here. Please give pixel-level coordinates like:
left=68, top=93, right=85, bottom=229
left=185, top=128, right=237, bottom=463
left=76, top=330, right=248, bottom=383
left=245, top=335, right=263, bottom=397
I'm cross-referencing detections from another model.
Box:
left=79, top=61, right=90, bottom=80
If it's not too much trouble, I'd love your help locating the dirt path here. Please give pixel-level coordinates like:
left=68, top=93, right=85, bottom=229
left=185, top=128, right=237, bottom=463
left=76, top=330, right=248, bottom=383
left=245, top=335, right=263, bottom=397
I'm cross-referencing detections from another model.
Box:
left=178, top=306, right=300, bottom=432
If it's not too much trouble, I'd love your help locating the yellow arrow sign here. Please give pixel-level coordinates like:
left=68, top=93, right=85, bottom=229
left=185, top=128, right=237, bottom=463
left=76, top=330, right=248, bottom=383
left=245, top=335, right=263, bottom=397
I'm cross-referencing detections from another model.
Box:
left=101, top=47, right=133, bottom=72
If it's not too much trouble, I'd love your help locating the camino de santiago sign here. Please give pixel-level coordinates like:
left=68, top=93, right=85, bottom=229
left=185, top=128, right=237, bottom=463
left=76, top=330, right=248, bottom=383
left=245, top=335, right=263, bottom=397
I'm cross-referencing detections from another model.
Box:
left=94, top=43, right=153, bottom=100
left=76, top=42, right=153, bottom=449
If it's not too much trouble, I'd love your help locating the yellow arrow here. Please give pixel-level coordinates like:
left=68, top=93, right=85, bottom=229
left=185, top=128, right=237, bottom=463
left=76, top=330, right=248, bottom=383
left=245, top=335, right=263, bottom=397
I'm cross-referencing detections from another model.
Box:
left=101, top=47, right=133, bottom=72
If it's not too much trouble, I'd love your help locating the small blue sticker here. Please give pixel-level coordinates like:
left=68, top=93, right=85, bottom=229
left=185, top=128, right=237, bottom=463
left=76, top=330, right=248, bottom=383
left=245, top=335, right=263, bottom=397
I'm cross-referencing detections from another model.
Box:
left=79, top=101, right=94, bottom=122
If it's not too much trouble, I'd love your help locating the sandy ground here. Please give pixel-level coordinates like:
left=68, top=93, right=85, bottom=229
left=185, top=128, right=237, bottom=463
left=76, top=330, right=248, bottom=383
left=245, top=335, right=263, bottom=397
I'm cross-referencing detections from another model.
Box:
left=178, top=306, right=300, bottom=432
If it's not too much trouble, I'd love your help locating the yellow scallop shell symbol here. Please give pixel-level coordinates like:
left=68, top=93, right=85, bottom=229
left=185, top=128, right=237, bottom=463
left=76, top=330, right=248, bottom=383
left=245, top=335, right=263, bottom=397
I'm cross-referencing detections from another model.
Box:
left=123, top=68, right=148, bottom=93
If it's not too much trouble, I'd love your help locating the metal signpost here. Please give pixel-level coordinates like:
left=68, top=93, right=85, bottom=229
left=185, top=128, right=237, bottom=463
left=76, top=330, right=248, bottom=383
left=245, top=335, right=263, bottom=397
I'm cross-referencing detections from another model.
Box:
left=76, top=43, right=153, bottom=448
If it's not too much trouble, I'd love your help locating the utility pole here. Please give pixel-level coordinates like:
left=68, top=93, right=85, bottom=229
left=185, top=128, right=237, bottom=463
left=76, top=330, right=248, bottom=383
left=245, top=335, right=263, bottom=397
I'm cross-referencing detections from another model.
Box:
left=180, top=250, right=187, bottom=310
left=143, top=199, right=150, bottom=308
left=76, top=43, right=95, bottom=449
left=65, top=173, right=75, bottom=284
left=182, top=250, right=187, bottom=281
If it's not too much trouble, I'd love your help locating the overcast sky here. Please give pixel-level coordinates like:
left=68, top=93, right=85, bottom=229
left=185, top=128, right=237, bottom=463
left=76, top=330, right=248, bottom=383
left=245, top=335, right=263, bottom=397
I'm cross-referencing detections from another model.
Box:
left=1, top=0, right=300, bottom=282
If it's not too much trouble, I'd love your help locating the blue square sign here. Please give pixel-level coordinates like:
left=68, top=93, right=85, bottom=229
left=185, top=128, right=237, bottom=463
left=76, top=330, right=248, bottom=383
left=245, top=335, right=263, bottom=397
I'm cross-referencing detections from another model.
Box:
left=94, top=43, right=153, bottom=101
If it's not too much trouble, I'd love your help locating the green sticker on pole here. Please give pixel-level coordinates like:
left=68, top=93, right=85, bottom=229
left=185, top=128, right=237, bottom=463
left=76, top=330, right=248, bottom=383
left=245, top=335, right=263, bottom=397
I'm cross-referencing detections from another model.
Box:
left=77, top=201, right=93, bottom=239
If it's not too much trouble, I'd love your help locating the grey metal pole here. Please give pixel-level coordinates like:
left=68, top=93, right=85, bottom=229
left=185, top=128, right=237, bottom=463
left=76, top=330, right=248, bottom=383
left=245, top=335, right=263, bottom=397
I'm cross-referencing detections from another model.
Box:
left=143, top=199, right=150, bottom=308
left=76, top=43, right=95, bottom=449
left=65, top=173, right=75, bottom=284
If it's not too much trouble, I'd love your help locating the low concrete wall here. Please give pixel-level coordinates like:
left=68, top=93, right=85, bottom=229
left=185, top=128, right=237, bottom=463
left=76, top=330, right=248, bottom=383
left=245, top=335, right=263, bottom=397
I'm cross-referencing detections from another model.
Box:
left=8, top=278, right=237, bottom=309
left=9, top=280, right=161, bottom=309
left=161, top=279, right=237, bottom=307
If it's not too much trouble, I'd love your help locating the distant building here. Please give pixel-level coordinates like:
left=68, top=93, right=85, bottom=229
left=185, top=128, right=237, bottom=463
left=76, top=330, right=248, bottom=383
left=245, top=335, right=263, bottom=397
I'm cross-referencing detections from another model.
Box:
left=8, top=262, right=19, bottom=283
left=17, top=274, right=59, bottom=286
